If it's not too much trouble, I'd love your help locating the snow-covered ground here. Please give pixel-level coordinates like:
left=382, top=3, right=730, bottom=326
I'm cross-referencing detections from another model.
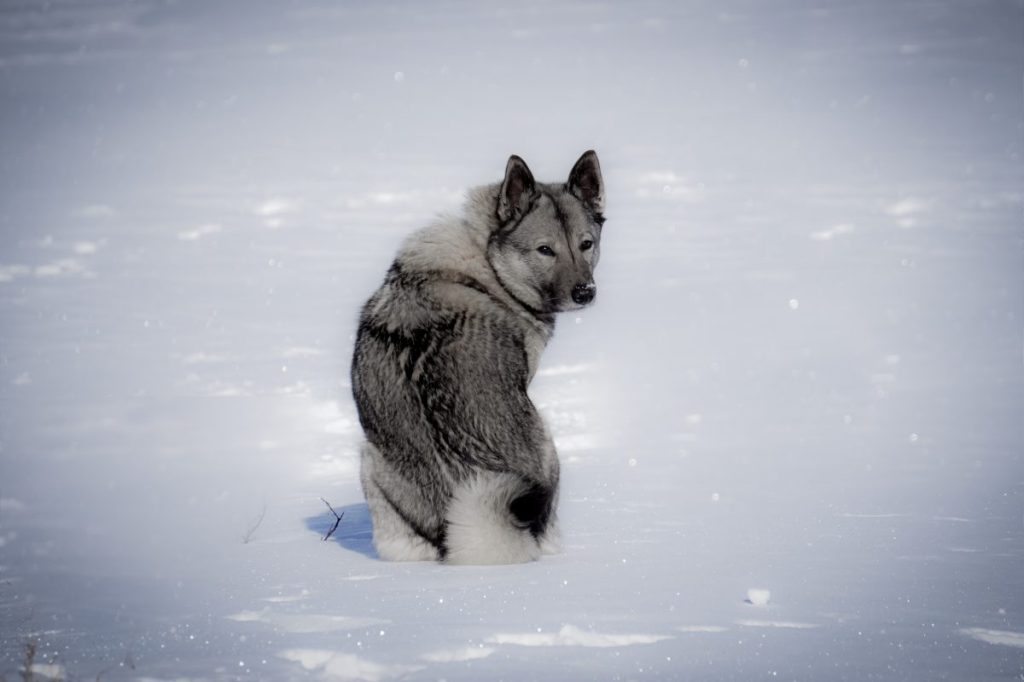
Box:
left=1, top=1, right=1022, bottom=680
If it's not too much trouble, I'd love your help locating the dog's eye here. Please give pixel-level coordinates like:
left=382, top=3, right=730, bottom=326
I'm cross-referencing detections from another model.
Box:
left=580, top=240, right=594, bottom=251
left=537, top=245, right=556, bottom=257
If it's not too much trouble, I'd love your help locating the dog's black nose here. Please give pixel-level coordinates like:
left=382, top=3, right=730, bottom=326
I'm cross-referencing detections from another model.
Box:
left=571, top=283, right=596, bottom=305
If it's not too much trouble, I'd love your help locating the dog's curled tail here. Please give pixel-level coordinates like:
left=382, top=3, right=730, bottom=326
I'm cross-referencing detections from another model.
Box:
left=444, top=472, right=552, bottom=565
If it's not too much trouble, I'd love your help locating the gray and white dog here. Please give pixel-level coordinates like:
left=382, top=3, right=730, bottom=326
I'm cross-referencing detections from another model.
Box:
left=351, top=151, right=605, bottom=564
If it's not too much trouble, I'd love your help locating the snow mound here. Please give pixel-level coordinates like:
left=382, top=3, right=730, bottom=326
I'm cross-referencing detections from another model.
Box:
left=486, top=624, right=671, bottom=648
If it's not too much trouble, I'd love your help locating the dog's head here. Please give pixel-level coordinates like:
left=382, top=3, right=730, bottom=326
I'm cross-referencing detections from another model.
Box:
left=487, top=150, right=605, bottom=314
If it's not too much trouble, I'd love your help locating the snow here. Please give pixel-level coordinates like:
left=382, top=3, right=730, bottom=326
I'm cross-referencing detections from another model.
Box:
left=735, top=620, right=816, bottom=631
left=960, top=628, right=1024, bottom=649
left=279, top=650, right=422, bottom=682
left=486, top=625, right=672, bottom=648
left=746, top=589, right=772, bottom=607
left=1, top=0, right=1022, bottom=680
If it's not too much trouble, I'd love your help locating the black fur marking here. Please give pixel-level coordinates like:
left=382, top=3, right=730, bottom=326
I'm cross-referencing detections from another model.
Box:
left=436, top=524, right=449, bottom=561
left=360, top=318, right=459, bottom=383
left=503, top=283, right=550, bottom=321
left=390, top=261, right=495, bottom=305
left=519, top=347, right=532, bottom=391
left=509, top=481, right=553, bottom=538
left=404, top=329, right=432, bottom=382
left=376, top=479, right=446, bottom=554
left=420, top=270, right=492, bottom=298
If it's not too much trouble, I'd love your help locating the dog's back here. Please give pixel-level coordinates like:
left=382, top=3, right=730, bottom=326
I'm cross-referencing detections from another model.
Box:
left=351, top=151, right=604, bottom=564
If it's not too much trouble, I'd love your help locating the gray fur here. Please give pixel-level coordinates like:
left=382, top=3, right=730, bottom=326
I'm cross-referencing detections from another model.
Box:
left=351, top=150, right=605, bottom=564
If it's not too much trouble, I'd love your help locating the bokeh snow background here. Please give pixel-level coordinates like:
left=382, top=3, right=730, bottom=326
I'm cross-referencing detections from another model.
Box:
left=1, top=1, right=1022, bottom=680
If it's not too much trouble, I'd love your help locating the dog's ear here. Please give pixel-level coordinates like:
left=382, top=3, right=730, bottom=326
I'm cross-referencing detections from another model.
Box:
left=497, top=155, right=536, bottom=224
left=567, top=150, right=604, bottom=214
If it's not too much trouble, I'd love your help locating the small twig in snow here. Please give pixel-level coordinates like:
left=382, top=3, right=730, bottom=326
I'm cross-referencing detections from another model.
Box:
left=320, top=497, right=344, bottom=541
left=242, top=504, right=267, bottom=544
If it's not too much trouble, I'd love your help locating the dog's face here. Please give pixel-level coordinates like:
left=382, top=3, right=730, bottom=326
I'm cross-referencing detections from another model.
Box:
left=487, top=151, right=606, bottom=314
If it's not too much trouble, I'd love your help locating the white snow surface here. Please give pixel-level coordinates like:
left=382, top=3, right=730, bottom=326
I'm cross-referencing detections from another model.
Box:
left=1, top=1, right=1022, bottom=680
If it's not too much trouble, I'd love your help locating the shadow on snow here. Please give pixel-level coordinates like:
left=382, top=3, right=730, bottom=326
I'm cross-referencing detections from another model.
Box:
left=305, top=501, right=379, bottom=560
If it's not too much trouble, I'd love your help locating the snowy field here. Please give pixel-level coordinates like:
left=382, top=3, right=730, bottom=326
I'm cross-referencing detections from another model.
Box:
left=1, top=1, right=1022, bottom=680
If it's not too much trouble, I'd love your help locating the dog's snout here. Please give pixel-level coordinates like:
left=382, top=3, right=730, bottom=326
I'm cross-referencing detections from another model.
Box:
left=571, top=283, right=596, bottom=305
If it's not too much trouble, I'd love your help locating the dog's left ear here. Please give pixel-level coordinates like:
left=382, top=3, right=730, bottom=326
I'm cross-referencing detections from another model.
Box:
left=567, top=150, right=604, bottom=213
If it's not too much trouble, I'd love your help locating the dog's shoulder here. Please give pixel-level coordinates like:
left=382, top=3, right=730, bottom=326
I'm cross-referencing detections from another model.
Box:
left=394, top=187, right=496, bottom=293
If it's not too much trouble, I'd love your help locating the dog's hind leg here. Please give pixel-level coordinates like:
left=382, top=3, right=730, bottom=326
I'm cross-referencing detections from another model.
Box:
left=360, top=443, right=440, bottom=562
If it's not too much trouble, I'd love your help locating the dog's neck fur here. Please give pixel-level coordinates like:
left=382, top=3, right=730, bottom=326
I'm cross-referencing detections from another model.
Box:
left=395, top=184, right=556, bottom=338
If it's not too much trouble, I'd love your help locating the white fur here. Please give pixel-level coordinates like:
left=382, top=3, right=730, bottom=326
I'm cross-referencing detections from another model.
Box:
left=539, top=521, right=562, bottom=555
left=444, top=473, right=542, bottom=565
left=374, top=533, right=439, bottom=563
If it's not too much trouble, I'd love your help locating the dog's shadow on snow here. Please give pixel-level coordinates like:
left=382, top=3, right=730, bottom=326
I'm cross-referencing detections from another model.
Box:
left=305, top=502, right=379, bottom=560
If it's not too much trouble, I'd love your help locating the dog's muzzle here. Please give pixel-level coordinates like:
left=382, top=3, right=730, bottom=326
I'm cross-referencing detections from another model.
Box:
left=571, top=283, right=596, bottom=305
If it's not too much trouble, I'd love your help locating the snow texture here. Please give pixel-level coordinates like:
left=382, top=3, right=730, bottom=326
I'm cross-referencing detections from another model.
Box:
left=1, top=1, right=1022, bottom=680
left=746, top=588, right=771, bottom=606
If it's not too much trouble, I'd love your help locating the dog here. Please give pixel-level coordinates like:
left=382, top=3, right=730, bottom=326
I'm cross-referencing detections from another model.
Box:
left=350, top=150, right=605, bottom=564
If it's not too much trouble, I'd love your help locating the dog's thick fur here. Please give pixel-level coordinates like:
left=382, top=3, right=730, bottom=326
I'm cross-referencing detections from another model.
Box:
left=351, top=151, right=605, bottom=564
